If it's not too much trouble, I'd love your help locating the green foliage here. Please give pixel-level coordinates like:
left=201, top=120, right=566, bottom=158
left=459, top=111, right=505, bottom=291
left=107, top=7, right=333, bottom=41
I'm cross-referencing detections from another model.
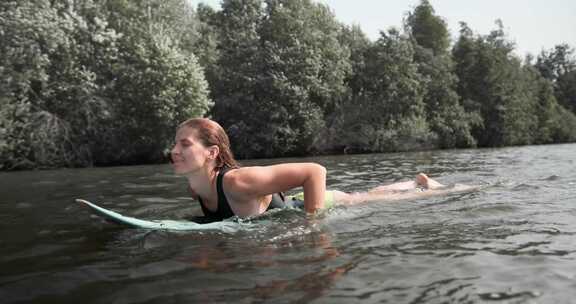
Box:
left=549, top=104, right=576, bottom=142
left=206, top=0, right=265, bottom=157
left=338, top=24, right=372, bottom=98
left=414, top=46, right=479, bottom=148
left=0, top=0, right=111, bottom=169
left=520, top=67, right=554, bottom=144
left=1, top=0, right=575, bottom=170
left=0, top=0, right=211, bottom=169
left=405, top=0, right=450, bottom=55
left=192, top=4, right=220, bottom=85
left=104, top=33, right=211, bottom=164
left=453, top=22, right=535, bottom=146
left=556, top=70, right=576, bottom=112
left=530, top=51, right=576, bottom=142
left=453, top=22, right=576, bottom=147
left=535, top=44, right=576, bottom=81
left=209, top=0, right=350, bottom=158
left=406, top=2, right=477, bottom=149
left=338, top=29, right=434, bottom=152
left=100, top=0, right=211, bottom=164
left=535, top=44, right=576, bottom=113
left=256, top=0, right=350, bottom=155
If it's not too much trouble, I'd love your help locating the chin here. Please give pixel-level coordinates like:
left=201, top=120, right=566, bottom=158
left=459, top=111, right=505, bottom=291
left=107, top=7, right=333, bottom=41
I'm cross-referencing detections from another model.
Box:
left=174, top=165, right=200, bottom=176
left=172, top=164, right=188, bottom=175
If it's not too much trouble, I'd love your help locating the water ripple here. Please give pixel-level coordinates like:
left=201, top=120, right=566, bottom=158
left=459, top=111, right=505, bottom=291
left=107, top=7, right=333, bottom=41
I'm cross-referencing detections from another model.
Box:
left=2, top=144, right=576, bottom=303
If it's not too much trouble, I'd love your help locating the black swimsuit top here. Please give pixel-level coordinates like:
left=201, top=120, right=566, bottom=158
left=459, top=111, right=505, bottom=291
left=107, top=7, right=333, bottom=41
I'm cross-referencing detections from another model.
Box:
left=196, top=168, right=287, bottom=222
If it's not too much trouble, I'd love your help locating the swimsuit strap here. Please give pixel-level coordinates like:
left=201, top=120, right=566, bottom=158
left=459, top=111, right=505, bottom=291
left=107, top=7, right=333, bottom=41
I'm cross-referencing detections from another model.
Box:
left=196, top=167, right=235, bottom=221
left=215, top=167, right=235, bottom=219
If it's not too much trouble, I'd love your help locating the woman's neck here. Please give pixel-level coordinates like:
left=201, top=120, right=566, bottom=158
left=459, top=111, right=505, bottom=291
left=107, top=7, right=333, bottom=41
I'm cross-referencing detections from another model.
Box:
left=186, top=166, right=218, bottom=200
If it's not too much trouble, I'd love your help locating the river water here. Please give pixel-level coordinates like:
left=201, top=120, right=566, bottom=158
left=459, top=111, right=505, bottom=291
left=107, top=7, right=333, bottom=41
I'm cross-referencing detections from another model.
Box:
left=1, top=143, right=575, bottom=303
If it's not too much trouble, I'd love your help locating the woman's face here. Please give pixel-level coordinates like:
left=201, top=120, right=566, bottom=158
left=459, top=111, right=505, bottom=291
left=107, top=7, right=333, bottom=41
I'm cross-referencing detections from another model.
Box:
left=171, top=127, right=213, bottom=175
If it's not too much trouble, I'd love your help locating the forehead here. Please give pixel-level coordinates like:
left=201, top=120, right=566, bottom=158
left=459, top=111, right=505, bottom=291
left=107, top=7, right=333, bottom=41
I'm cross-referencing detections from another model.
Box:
left=175, top=126, right=199, bottom=140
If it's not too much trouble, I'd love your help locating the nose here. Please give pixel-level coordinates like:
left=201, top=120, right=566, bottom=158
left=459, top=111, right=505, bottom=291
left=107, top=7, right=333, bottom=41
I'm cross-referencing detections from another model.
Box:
left=169, top=145, right=179, bottom=163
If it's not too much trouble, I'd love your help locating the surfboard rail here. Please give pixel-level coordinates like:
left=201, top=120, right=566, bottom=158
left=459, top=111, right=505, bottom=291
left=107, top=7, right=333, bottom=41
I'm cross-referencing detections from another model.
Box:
left=76, top=199, right=244, bottom=232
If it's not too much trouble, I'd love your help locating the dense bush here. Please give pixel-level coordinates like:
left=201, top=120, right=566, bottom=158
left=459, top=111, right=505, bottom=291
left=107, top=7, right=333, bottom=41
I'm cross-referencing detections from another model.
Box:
left=1, top=0, right=574, bottom=170
left=0, top=0, right=211, bottom=169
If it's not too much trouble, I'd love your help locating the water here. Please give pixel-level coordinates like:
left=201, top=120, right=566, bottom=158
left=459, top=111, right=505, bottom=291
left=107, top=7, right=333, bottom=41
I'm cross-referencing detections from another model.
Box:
left=1, top=144, right=576, bottom=303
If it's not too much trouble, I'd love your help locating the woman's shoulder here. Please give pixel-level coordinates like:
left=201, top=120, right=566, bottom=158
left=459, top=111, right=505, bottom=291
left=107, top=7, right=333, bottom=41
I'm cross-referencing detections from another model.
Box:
left=223, top=165, right=268, bottom=184
left=221, top=166, right=261, bottom=198
left=222, top=165, right=289, bottom=199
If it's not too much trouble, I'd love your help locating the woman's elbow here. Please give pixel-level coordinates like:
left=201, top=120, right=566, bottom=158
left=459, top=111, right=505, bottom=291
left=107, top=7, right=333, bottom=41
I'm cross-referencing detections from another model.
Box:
left=311, top=163, right=326, bottom=179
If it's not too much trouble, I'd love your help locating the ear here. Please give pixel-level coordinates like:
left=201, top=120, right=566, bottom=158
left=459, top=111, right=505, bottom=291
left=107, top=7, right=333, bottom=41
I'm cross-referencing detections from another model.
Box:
left=207, top=145, right=220, bottom=160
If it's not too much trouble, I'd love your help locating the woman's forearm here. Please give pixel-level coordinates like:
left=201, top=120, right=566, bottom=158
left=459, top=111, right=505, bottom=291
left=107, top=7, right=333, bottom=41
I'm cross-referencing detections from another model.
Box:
left=302, top=163, right=327, bottom=213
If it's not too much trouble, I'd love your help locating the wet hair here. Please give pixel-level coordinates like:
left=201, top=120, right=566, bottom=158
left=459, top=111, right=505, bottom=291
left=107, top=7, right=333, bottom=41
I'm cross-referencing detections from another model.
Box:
left=178, top=118, right=239, bottom=170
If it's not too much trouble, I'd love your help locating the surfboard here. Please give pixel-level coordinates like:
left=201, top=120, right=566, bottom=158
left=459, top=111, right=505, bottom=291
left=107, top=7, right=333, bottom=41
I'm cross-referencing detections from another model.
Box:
left=77, top=184, right=480, bottom=231
left=76, top=199, right=243, bottom=231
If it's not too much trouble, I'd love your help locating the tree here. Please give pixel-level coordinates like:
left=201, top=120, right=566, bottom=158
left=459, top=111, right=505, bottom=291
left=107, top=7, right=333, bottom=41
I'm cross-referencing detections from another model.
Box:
left=206, top=0, right=265, bottom=157
left=321, top=24, right=372, bottom=153
left=99, top=0, right=212, bottom=164
left=210, top=0, right=350, bottom=158
left=191, top=3, right=220, bottom=85
left=414, top=45, right=478, bottom=148
left=526, top=67, right=576, bottom=143
left=405, top=1, right=477, bottom=148
left=339, top=24, right=371, bottom=93
left=535, top=44, right=576, bottom=82
left=252, top=0, right=350, bottom=156
left=0, top=0, right=212, bottom=169
left=404, top=0, right=450, bottom=55
left=0, top=0, right=119, bottom=169
left=339, top=29, right=432, bottom=152
left=556, top=70, right=576, bottom=112
left=452, top=21, right=538, bottom=146
left=535, top=44, right=576, bottom=113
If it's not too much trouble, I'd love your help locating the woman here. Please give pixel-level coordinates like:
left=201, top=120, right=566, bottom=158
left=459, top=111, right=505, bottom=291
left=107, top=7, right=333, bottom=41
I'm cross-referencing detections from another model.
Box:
left=170, top=118, right=445, bottom=222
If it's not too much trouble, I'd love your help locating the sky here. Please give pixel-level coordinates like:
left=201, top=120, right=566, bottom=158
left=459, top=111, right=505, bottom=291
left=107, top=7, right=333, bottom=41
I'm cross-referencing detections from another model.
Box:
left=189, top=0, right=575, bottom=58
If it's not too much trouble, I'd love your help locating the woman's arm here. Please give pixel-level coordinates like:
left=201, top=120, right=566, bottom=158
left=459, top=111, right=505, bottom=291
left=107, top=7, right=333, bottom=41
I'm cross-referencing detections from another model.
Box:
left=224, top=163, right=327, bottom=213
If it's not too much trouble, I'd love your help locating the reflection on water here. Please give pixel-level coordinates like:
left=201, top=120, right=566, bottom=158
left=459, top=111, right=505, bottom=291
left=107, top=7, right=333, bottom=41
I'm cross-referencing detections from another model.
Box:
left=1, top=143, right=576, bottom=303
